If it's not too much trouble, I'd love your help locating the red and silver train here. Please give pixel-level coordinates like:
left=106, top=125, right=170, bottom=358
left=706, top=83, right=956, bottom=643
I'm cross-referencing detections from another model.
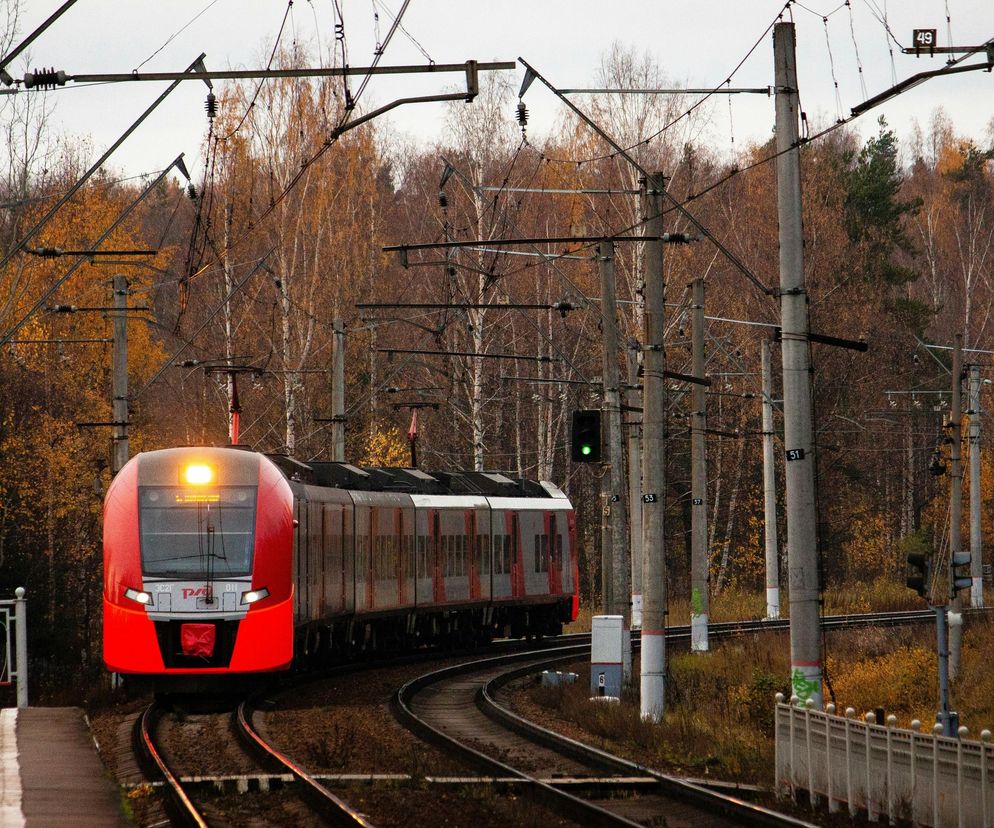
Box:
left=103, top=446, right=578, bottom=680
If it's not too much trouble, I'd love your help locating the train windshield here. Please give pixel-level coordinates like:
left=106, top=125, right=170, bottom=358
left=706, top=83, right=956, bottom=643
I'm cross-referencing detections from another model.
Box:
left=138, top=486, right=257, bottom=577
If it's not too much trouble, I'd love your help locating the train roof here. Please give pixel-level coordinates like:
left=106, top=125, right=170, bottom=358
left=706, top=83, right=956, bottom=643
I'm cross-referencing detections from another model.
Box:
left=264, top=454, right=565, bottom=499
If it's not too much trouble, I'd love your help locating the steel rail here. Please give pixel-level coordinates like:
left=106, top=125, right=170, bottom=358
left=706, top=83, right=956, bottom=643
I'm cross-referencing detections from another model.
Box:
left=479, top=657, right=813, bottom=828
left=393, top=643, right=640, bottom=827
left=133, top=703, right=208, bottom=828
left=393, top=609, right=948, bottom=828
left=235, top=698, right=375, bottom=827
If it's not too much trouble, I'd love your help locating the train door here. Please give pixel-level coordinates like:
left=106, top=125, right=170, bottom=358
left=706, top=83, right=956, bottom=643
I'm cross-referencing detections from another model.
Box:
left=307, top=500, right=322, bottom=620
left=466, top=510, right=480, bottom=600
left=390, top=506, right=407, bottom=607
left=354, top=503, right=369, bottom=612
left=567, top=509, right=579, bottom=619
left=368, top=506, right=377, bottom=611
left=344, top=499, right=355, bottom=614
left=476, top=506, right=491, bottom=600
left=414, top=507, right=429, bottom=607
left=431, top=509, right=446, bottom=603
left=545, top=511, right=563, bottom=596
left=324, top=501, right=343, bottom=614
left=401, top=505, right=415, bottom=609
left=506, top=511, right=524, bottom=599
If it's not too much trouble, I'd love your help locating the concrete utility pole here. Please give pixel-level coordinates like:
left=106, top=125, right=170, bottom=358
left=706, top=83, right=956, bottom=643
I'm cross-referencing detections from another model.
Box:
left=774, top=22, right=822, bottom=706
left=761, top=339, right=781, bottom=619
left=950, top=335, right=964, bottom=679
left=969, top=363, right=984, bottom=608
left=599, top=240, right=632, bottom=630
left=332, top=319, right=346, bottom=461
left=626, top=345, right=643, bottom=628
left=641, top=172, right=667, bottom=721
left=690, top=277, right=709, bottom=651
left=111, top=274, right=129, bottom=475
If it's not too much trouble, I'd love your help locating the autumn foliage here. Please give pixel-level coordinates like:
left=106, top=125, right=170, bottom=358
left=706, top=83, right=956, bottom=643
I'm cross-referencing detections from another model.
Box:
left=1, top=40, right=993, bottom=698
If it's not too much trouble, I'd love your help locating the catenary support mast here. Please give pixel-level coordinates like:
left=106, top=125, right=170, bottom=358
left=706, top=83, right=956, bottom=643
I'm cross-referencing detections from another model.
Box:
left=950, top=335, right=964, bottom=678
left=762, top=339, right=780, bottom=619
left=111, top=274, right=129, bottom=475
left=774, top=22, right=822, bottom=705
left=969, top=363, right=983, bottom=607
left=690, top=276, right=709, bottom=650
left=599, top=240, right=632, bottom=632
left=640, top=173, right=667, bottom=720
left=627, top=345, right=643, bottom=628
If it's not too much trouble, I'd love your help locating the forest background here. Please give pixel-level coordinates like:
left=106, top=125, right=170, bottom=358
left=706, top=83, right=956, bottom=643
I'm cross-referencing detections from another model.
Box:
left=1, top=30, right=993, bottom=698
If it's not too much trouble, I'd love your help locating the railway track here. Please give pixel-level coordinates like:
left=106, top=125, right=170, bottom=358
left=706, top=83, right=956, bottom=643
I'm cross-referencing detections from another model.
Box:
left=235, top=696, right=375, bottom=826
left=391, top=609, right=943, bottom=827
left=134, top=697, right=374, bottom=827
left=127, top=609, right=942, bottom=826
left=133, top=703, right=209, bottom=828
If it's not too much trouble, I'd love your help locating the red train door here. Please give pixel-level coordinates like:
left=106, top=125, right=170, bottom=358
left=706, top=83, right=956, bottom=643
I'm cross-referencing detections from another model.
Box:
left=430, top=509, right=446, bottom=603
left=506, top=511, right=524, bottom=598
left=466, top=510, right=480, bottom=600
left=545, top=511, right=563, bottom=596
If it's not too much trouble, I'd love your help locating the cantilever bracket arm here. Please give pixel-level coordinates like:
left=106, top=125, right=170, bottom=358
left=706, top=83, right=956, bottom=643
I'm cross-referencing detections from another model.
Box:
left=330, top=61, right=483, bottom=140
left=851, top=50, right=994, bottom=116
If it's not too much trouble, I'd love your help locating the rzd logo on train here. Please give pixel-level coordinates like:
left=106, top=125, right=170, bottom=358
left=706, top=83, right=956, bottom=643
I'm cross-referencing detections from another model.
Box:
left=182, top=587, right=210, bottom=599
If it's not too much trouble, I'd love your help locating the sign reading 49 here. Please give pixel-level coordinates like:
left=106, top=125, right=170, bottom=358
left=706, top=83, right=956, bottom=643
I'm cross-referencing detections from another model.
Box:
left=913, top=28, right=937, bottom=48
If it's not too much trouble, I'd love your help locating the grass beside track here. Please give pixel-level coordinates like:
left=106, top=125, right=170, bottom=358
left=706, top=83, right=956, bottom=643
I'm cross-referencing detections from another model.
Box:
left=544, top=591, right=994, bottom=788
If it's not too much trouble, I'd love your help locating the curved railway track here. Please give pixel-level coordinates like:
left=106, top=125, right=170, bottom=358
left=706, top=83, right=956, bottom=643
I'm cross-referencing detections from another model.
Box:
left=392, top=609, right=944, bottom=827
left=128, top=609, right=944, bottom=826
left=135, top=697, right=375, bottom=827
left=133, top=703, right=209, bottom=828
left=235, top=696, right=375, bottom=826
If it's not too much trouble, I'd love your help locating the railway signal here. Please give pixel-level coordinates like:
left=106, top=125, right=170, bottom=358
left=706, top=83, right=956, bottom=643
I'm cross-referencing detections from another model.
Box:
left=906, top=552, right=931, bottom=598
left=951, top=550, right=972, bottom=597
left=570, top=409, right=602, bottom=462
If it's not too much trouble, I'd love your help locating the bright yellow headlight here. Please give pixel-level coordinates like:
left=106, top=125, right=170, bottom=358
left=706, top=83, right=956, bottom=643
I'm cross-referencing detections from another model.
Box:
left=184, top=463, right=214, bottom=485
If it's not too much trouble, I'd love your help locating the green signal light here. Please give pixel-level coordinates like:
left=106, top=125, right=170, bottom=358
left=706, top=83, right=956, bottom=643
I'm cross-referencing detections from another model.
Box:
left=581, top=444, right=592, bottom=456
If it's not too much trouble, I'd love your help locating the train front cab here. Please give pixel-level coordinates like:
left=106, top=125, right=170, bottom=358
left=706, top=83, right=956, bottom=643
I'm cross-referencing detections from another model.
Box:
left=103, top=448, right=295, bottom=675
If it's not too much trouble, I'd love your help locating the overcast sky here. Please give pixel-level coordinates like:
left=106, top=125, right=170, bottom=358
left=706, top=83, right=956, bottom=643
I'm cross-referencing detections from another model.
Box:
left=6, top=0, right=994, bottom=181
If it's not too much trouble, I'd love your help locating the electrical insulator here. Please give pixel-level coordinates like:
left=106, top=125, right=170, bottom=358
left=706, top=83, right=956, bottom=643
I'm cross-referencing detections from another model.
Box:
left=24, top=68, right=67, bottom=89
left=438, top=191, right=448, bottom=209
left=205, top=92, right=217, bottom=119
left=187, top=183, right=198, bottom=200
left=516, top=101, right=528, bottom=127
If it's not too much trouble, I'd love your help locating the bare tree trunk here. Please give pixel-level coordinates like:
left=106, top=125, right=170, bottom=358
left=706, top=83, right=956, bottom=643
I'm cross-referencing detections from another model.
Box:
left=714, top=423, right=746, bottom=592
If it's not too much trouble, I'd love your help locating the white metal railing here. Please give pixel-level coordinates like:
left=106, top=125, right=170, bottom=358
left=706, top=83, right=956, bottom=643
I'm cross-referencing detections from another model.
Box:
left=0, top=588, right=27, bottom=708
left=775, top=693, right=993, bottom=827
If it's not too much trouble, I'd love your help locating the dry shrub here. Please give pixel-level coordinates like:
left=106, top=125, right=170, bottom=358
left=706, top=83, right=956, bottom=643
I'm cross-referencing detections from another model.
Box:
left=947, top=615, right=994, bottom=733
left=823, top=577, right=919, bottom=615
left=825, top=644, right=936, bottom=722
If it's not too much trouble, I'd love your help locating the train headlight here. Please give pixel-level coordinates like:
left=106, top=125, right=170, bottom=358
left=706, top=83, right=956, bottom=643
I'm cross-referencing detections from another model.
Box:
left=183, top=463, right=215, bottom=485
left=124, top=587, right=152, bottom=605
left=241, top=587, right=270, bottom=606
